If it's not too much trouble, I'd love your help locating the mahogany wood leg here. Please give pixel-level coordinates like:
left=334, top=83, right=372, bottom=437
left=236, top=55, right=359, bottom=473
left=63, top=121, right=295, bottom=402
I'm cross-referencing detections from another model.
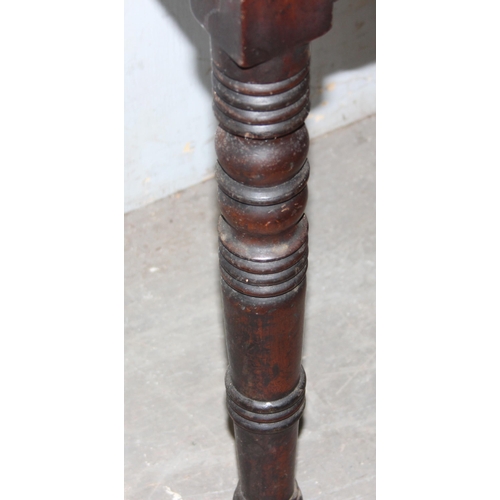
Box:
left=215, top=46, right=310, bottom=500
left=190, top=2, right=335, bottom=498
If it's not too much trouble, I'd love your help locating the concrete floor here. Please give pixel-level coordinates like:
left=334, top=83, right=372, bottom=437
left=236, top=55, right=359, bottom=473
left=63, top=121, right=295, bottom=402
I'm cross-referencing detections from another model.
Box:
left=125, top=115, right=375, bottom=500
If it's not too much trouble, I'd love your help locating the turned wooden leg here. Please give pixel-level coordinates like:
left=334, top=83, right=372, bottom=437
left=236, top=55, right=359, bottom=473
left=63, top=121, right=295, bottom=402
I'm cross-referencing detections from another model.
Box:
left=190, top=2, right=335, bottom=498
left=214, top=45, right=310, bottom=500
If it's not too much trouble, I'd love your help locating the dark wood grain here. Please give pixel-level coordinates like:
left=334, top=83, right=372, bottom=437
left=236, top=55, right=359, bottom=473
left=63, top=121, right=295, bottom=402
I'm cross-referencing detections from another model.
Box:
left=189, top=2, right=335, bottom=498
left=191, top=0, right=334, bottom=68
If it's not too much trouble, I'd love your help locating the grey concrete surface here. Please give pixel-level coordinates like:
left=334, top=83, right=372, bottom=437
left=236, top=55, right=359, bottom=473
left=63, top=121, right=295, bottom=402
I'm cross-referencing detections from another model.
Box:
left=125, top=115, right=375, bottom=500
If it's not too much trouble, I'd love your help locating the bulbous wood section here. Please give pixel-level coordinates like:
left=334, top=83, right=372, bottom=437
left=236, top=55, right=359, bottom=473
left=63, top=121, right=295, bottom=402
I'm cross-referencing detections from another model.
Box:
left=216, top=126, right=309, bottom=188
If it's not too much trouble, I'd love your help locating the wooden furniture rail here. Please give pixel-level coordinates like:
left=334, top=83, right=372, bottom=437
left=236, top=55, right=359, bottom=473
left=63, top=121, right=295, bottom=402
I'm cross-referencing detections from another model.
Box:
left=189, top=2, right=335, bottom=498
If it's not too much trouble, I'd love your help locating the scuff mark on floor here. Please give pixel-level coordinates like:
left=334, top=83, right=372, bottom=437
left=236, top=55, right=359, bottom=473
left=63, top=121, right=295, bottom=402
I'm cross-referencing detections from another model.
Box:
left=165, top=486, right=183, bottom=500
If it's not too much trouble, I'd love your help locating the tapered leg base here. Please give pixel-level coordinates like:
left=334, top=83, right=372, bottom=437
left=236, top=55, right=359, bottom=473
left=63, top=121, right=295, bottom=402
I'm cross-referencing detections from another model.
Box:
left=233, top=481, right=303, bottom=500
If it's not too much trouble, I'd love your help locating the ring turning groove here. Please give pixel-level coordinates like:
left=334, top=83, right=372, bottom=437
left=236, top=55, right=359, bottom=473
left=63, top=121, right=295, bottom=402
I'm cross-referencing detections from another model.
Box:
left=213, top=64, right=310, bottom=140
left=219, top=241, right=308, bottom=275
left=219, top=243, right=308, bottom=297
left=218, top=215, right=308, bottom=263
left=216, top=160, right=309, bottom=207
left=213, top=65, right=309, bottom=97
left=226, top=367, right=306, bottom=433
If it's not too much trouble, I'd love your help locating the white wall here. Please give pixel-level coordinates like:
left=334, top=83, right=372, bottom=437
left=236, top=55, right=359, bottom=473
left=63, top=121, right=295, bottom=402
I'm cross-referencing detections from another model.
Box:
left=125, top=0, right=375, bottom=213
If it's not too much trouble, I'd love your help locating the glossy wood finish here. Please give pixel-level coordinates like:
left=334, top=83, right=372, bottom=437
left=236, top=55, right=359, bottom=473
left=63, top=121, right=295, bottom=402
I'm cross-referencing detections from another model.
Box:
left=190, top=2, right=335, bottom=498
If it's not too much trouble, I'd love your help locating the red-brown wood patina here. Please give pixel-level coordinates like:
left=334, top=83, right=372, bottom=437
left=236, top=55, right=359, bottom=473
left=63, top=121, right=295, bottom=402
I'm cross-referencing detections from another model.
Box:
left=190, top=2, right=335, bottom=498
